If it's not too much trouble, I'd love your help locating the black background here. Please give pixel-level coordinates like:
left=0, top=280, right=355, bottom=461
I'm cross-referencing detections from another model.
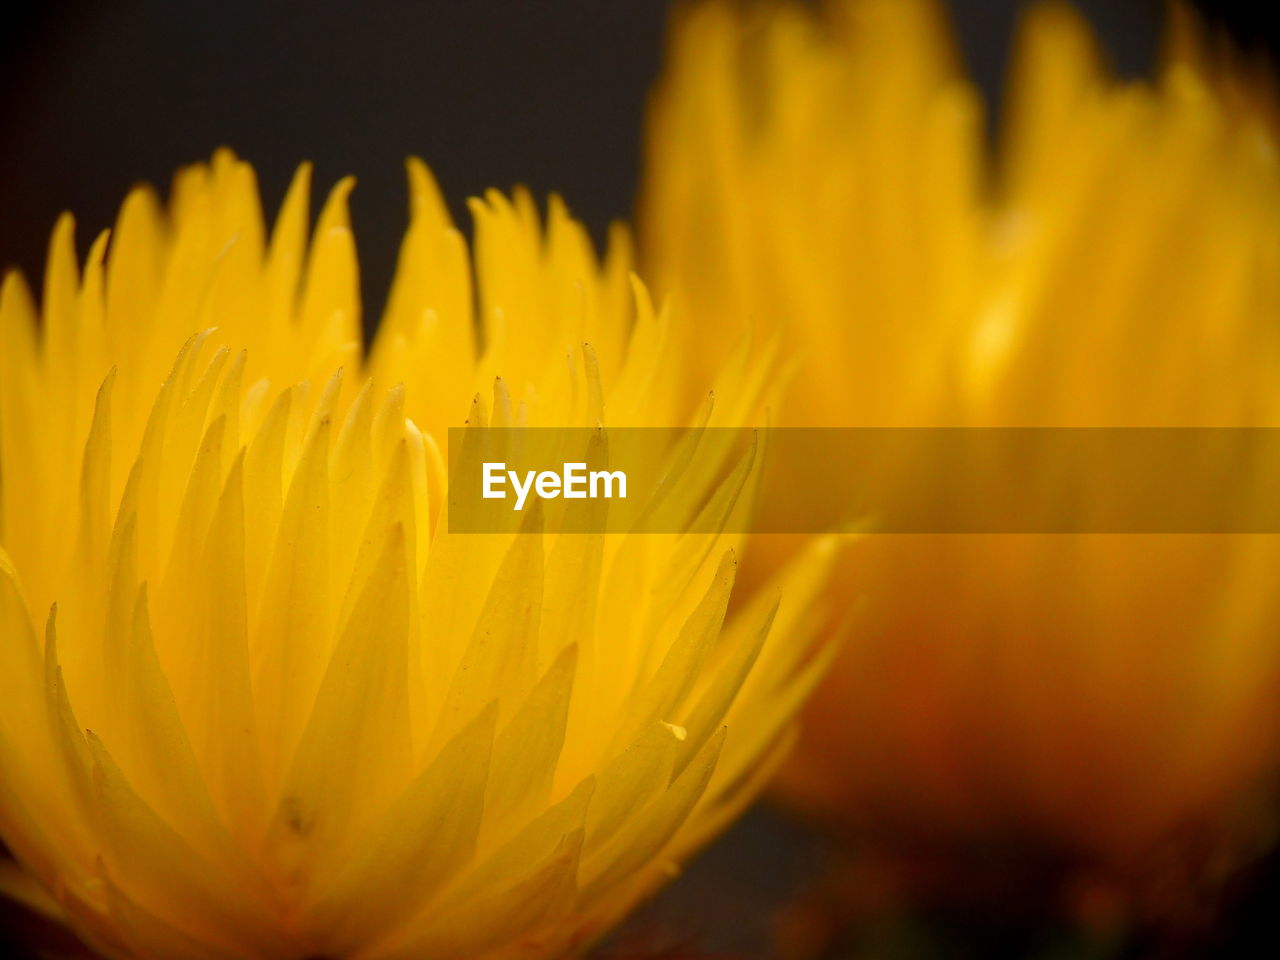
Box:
left=0, top=0, right=1231, bottom=331
left=2, top=2, right=1278, bottom=958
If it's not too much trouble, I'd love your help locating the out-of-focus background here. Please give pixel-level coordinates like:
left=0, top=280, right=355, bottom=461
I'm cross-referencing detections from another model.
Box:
left=5, top=0, right=1274, bottom=335
left=1, top=2, right=1278, bottom=957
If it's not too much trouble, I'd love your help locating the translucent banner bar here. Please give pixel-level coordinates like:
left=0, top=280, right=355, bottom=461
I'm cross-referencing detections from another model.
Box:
left=447, top=427, right=1280, bottom=534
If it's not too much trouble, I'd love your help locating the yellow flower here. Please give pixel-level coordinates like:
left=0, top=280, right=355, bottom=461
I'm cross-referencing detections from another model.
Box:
left=642, top=0, right=1280, bottom=894
left=0, top=150, right=833, bottom=957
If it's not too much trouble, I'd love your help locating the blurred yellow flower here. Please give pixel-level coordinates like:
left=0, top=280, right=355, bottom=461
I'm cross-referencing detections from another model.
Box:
left=642, top=0, right=1280, bottom=904
left=0, top=150, right=833, bottom=957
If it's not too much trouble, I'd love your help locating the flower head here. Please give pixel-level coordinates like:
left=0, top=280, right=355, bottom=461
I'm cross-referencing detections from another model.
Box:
left=642, top=0, right=1280, bottom=900
left=0, top=151, right=832, bottom=957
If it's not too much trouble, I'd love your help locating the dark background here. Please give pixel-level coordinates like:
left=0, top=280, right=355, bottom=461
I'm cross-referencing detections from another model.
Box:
left=2, top=2, right=1278, bottom=958
left=7, top=0, right=1271, bottom=332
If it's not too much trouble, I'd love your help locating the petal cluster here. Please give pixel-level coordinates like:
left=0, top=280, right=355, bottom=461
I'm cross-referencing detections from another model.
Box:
left=0, top=152, right=832, bottom=957
left=642, top=0, right=1280, bottom=880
